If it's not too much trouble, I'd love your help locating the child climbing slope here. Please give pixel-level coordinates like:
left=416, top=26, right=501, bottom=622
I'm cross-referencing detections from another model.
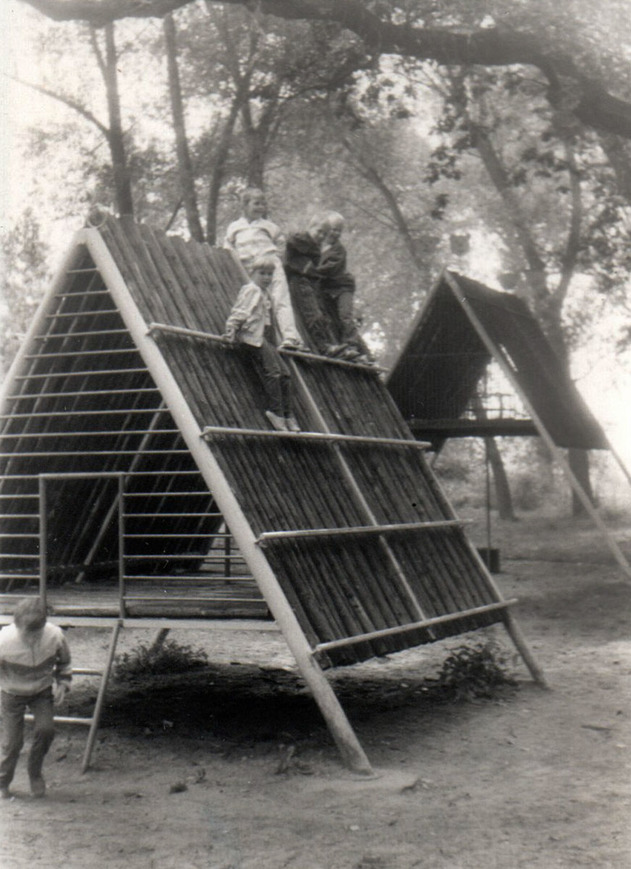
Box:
left=223, top=255, right=301, bottom=433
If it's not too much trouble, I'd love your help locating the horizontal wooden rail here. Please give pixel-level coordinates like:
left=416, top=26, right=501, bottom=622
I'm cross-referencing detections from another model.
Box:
left=123, top=553, right=243, bottom=560
left=202, top=426, right=431, bottom=450
left=33, top=329, right=130, bottom=339
left=123, top=594, right=264, bottom=605
left=0, top=554, right=39, bottom=559
left=0, top=470, right=199, bottom=480
left=311, top=599, right=519, bottom=655
left=24, top=348, right=138, bottom=359
left=147, top=321, right=382, bottom=372
left=15, top=367, right=149, bottom=380
left=257, top=519, right=467, bottom=545
left=0, top=534, right=39, bottom=540
left=0, top=408, right=165, bottom=420
left=25, top=715, right=93, bottom=726
left=0, top=568, right=39, bottom=581
left=45, top=309, right=120, bottom=319
left=0, top=514, right=39, bottom=519
left=123, top=492, right=214, bottom=498
left=0, top=449, right=188, bottom=459
left=123, top=552, right=243, bottom=563
left=125, top=512, right=220, bottom=518
left=0, top=429, right=178, bottom=439
left=127, top=574, right=253, bottom=582
left=5, top=387, right=160, bottom=400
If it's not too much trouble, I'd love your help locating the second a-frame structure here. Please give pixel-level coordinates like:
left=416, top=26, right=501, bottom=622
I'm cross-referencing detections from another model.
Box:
left=387, top=270, right=631, bottom=579
left=0, top=219, right=545, bottom=774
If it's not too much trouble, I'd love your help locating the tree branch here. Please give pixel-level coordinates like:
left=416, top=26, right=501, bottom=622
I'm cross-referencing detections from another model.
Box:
left=7, top=74, right=109, bottom=135
left=18, top=0, right=631, bottom=140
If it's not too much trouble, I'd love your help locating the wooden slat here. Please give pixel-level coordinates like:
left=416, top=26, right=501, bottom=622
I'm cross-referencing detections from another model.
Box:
left=312, top=599, right=518, bottom=654
left=257, top=519, right=467, bottom=545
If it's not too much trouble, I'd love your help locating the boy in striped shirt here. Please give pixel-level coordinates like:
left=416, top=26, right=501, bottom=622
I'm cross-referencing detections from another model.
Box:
left=0, top=598, right=72, bottom=799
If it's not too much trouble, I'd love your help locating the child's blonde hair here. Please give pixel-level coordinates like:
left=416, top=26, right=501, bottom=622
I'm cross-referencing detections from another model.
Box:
left=324, top=211, right=345, bottom=229
left=241, top=187, right=266, bottom=208
left=249, top=254, right=276, bottom=273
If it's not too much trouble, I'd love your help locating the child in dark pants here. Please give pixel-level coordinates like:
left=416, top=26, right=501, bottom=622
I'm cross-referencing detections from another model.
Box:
left=0, top=598, right=72, bottom=799
left=223, top=255, right=301, bottom=433
left=284, top=215, right=344, bottom=358
left=317, top=211, right=372, bottom=362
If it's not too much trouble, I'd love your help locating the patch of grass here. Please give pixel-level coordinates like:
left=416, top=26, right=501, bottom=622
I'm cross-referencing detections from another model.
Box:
left=432, top=641, right=517, bottom=702
left=113, top=638, right=209, bottom=682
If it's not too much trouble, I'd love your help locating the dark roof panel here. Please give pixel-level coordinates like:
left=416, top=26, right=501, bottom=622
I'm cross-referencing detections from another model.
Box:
left=387, top=271, right=608, bottom=450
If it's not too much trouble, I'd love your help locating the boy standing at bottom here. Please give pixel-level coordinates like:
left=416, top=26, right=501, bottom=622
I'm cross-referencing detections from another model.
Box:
left=223, top=255, right=301, bottom=433
left=0, top=598, right=72, bottom=799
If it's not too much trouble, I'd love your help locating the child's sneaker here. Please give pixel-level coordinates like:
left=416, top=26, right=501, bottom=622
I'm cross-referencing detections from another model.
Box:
left=30, top=776, right=46, bottom=798
left=323, top=343, right=347, bottom=357
left=285, top=415, right=301, bottom=433
left=265, top=410, right=288, bottom=431
left=340, top=346, right=362, bottom=360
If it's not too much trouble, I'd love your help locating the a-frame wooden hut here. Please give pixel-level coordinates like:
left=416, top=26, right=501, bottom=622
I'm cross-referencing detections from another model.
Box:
left=0, top=220, right=545, bottom=774
left=387, top=270, right=631, bottom=578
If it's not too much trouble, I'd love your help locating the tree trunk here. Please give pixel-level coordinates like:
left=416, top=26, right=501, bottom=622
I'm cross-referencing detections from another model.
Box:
left=205, top=88, right=246, bottom=243
left=485, top=436, right=516, bottom=521
left=163, top=14, right=205, bottom=241
left=103, top=24, right=134, bottom=217
left=471, top=395, right=516, bottom=520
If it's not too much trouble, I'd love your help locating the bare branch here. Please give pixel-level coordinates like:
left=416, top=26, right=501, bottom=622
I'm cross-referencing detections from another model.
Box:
left=7, top=73, right=109, bottom=135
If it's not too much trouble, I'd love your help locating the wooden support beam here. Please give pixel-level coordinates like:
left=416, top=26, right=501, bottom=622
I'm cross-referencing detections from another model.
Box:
left=14, top=367, right=149, bottom=380
left=312, top=599, right=518, bottom=654
left=202, top=425, right=431, bottom=450
left=147, top=321, right=384, bottom=372
left=257, top=519, right=467, bottom=545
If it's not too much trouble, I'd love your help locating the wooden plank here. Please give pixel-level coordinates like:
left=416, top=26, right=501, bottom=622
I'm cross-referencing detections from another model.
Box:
left=202, top=425, right=430, bottom=450
left=257, top=519, right=467, bottom=544
left=312, top=599, right=518, bottom=654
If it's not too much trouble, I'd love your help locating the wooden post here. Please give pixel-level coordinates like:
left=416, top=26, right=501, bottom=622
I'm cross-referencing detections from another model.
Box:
left=82, top=620, right=122, bottom=772
left=38, top=476, right=48, bottom=611
left=502, top=611, right=548, bottom=688
left=118, top=474, right=126, bottom=618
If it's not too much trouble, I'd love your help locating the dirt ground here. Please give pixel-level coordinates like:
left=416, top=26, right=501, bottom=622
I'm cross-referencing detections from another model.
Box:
left=1, top=513, right=630, bottom=869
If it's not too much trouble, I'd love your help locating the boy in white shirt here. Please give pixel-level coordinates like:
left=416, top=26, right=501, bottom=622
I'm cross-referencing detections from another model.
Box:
left=224, top=188, right=303, bottom=350
left=223, top=255, right=301, bottom=433
left=0, top=598, right=72, bottom=799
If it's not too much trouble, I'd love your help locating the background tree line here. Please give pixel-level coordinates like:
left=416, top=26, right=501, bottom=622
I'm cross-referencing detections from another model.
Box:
left=3, top=0, right=631, bottom=518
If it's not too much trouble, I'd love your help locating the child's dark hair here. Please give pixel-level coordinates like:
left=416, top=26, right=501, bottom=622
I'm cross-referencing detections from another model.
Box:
left=14, top=598, right=47, bottom=632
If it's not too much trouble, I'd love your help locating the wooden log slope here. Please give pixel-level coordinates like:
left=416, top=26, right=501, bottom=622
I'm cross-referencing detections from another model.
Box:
left=0, top=217, right=509, bottom=661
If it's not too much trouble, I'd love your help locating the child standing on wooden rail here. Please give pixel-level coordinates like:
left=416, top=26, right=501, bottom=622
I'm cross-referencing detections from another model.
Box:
left=0, top=598, right=72, bottom=800
left=223, top=188, right=304, bottom=351
left=284, top=214, right=345, bottom=358
left=317, top=211, right=373, bottom=364
left=222, top=255, right=302, bottom=433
